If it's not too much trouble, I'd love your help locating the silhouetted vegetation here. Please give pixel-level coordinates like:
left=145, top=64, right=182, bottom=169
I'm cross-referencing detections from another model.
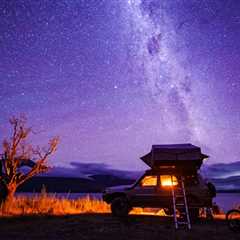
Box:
left=0, top=115, right=59, bottom=207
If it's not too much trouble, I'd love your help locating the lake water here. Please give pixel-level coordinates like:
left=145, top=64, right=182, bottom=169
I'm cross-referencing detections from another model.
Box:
left=213, top=193, right=240, bottom=212
left=16, top=192, right=239, bottom=213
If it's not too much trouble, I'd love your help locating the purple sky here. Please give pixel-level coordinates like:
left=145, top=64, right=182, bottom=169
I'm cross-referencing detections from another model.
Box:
left=0, top=0, right=240, bottom=171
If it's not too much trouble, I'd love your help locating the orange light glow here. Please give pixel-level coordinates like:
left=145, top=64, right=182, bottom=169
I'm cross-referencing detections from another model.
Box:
left=160, top=175, right=178, bottom=187
left=141, top=175, right=157, bottom=186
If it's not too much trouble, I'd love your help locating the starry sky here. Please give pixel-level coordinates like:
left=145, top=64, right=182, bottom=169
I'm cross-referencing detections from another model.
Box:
left=0, top=0, right=240, bottom=171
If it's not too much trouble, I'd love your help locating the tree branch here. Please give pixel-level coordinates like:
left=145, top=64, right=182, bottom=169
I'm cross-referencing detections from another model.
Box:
left=2, top=115, right=59, bottom=192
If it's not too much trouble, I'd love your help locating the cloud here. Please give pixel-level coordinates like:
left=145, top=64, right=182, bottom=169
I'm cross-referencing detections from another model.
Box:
left=201, top=161, right=240, bottom=179
left=43, top=162, right=142, bottom=179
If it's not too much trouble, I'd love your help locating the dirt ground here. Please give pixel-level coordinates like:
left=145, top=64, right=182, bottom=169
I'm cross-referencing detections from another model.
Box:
left=0, top=214, right=239, bottom=240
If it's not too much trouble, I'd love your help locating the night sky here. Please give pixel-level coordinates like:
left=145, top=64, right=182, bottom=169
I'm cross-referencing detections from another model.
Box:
left=0, top=0, right=240, bottom=171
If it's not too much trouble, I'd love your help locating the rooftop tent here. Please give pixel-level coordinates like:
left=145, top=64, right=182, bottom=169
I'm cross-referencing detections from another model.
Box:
left=140, top=144, right=208, bottom=171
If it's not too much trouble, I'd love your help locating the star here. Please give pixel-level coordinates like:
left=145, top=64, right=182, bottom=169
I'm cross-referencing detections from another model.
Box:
left=0, top=0, right=239, bottom=170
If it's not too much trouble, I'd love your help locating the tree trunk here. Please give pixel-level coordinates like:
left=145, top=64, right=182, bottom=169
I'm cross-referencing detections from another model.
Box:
left=3, top=184, right=17, bottom=213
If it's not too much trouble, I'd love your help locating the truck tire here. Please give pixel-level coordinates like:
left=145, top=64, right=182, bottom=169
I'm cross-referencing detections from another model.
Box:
left=111, top=196, right=130, bottom=217
left=226, top=209, right=240, bottom=232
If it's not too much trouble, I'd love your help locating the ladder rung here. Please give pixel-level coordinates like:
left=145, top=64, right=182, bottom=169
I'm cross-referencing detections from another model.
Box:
left=171, top=175, right=191, bottom=230
left=180, top=212, right=186, bottom=215
left=178, top=221, right=188, bottom=225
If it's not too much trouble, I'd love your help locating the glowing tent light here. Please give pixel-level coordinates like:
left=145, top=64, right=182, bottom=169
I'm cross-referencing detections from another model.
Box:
left=160, top=175, right=178, bottom=187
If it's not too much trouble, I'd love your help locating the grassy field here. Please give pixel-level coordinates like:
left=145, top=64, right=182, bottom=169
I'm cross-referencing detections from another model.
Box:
left=0, top=193, right=110, bottom=216
left=0, top=192, right=163, bottom=216
left=0, top=193, right=238, bottom=240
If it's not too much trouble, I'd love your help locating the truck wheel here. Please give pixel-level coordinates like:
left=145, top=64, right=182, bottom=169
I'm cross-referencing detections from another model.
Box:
left=226, top=209, right=240, bottom=232
left=111, top=197, right=130, bottom=217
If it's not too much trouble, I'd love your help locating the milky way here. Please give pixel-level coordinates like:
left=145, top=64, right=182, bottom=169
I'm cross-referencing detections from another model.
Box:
left=0, top=0, right=240, bottom=170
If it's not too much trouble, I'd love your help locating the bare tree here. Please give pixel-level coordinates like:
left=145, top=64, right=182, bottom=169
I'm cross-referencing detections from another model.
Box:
left=0, top=115, right=59, bottom=204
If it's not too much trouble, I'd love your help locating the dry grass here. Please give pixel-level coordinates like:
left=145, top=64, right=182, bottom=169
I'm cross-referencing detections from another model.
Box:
left=0, top=193, right=166, bottom=217
left=0, top=191, right=110, bottom=216
left=0, top=186, right=168, bottom=217
left=0, top=190, right=226, bottom=219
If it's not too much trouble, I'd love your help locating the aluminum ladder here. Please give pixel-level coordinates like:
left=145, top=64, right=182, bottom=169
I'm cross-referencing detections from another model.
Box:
left=171, top=176, right=191, bottom=230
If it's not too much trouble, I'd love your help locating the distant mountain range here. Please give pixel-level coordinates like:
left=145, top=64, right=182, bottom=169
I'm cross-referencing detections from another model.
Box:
left=18, top=175, right=135, bottom=193
left=17, top=161, right=240, bottom=193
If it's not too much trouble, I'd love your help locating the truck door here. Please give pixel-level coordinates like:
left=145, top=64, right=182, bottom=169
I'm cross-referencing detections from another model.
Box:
left=156, top=175, right=178, bottom=208
left=129, top=175, right=158, bottom=207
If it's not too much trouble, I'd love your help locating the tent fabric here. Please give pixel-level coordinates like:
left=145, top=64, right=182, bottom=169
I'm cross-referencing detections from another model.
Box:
left=140, top=144, right=208, bottom=169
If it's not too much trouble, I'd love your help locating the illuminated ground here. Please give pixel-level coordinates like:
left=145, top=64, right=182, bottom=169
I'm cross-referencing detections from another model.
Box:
left=0, top=214, right=238, bottom=240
